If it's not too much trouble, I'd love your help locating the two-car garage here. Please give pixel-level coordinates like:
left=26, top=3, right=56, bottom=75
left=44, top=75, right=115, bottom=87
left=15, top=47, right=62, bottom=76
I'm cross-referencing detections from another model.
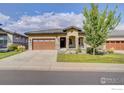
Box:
left=32, top=38, right=56, bottom=50
left=106, top=40, right=124, bottom=50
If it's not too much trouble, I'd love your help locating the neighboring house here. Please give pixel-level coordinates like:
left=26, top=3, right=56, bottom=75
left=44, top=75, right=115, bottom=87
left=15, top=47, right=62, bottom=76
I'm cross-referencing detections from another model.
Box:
left=25, top=26, right=124, bottom=50
left=0, top=28, right=28, bottom=51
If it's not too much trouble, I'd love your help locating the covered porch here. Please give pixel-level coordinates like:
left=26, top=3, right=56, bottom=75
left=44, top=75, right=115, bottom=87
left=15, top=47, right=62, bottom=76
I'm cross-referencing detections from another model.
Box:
left=59, top=36, right=85, bottom=49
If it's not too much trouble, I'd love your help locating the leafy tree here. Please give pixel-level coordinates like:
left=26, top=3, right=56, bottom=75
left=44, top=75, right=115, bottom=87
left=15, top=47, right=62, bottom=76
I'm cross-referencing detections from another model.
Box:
left=83, top=4, right=121, bottom=55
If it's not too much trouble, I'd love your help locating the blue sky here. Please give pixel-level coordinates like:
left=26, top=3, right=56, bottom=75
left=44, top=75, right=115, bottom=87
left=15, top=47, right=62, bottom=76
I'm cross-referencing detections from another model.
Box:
left=0, top=3, right=123, bottom=33
left=0, top=3, right=123, bottom=20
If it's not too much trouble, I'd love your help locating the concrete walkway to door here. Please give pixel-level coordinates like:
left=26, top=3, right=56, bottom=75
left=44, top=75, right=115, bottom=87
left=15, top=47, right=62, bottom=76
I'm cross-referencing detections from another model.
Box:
left=0, top=50, right=57, bottom=70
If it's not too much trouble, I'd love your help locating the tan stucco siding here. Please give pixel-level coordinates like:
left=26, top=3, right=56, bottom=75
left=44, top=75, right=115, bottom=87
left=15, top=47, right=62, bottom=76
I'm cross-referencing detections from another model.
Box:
left=66, top=29, right=79, bottom=49
left=66, top=29, right=78, bottom=36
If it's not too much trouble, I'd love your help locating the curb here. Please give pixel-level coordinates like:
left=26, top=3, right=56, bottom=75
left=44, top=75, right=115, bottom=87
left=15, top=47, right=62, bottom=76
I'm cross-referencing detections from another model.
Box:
left=0, top=65, right=124, bottom=72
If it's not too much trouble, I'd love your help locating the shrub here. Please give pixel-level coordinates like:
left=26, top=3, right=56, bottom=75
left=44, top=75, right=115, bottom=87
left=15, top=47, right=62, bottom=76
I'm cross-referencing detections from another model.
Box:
left=16, top=45, right=26, bottom=52
left=86, top=47, right=95, bottom=54
left=96, top=50, right=105, bottom=55
left=76, top=47, right=82, bottom=54
left=107, top=48, right=114, bottom=54
left=8, top=44, right=18, bottom=51
left=86, top=47, right=105, bottom=55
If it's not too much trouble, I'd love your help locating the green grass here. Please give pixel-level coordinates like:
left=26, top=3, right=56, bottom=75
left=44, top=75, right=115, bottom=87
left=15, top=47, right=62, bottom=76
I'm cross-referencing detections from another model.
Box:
left=57, top=53, right=124, bottom=64
left=0, top=51, right=21, bottom=59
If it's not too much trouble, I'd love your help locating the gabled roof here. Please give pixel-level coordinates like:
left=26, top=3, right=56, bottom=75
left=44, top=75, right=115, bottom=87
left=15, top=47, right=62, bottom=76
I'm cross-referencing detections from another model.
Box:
left=0, top=28, right=13, bottom=34
left=0, top=28, right=27, bottom=37
left=109, top=30, right=124, bottom=37
left=63, top=26, right=82, bottom=32
left=25, top=29, right=64, bottom=35
left=25, top=26, right=83, bottom=35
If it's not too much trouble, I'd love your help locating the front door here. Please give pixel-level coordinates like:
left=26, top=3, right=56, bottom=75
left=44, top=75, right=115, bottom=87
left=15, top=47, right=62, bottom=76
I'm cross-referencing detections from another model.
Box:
left=60, top=37, right=66, bottom=48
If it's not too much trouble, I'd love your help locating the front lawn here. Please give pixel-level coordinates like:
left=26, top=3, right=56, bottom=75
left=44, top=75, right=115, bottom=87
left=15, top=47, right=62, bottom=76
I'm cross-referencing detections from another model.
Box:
left=57, top=54, right=124, bottom=64
left=0, top=51, right=21, bottom=59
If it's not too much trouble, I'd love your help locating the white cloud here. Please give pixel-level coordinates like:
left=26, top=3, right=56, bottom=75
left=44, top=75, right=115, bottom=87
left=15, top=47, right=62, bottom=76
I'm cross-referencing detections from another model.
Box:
left=115, top=24, right=124, bottom=30
left=1, top=12, right=124, bottom=34
left=3, top=12, right=83, bottom=33
left=0, top=13, right=10, bottom=24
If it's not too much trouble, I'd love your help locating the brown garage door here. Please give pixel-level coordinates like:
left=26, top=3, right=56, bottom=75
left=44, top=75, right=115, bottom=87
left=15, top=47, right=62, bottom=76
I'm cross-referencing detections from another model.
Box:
left=106, top=41, right=124, bottom=50
left=32, top=39, right=55, bottom=50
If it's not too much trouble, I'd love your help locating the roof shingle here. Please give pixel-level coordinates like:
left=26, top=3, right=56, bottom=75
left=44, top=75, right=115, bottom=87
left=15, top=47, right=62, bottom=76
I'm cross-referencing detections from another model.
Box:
left=24, top=26, right=124, bottom=37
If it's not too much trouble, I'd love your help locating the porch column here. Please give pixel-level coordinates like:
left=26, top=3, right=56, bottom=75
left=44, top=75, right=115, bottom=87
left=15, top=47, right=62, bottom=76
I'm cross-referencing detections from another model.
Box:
left=28, top=37, right=32, bottom=50
left=83, top=37, right=87, bottom=49
left=76, top=36, right=79, bottom=49
left=56, top=36, right=60, bottom=50
left=66, top=36, right=69, bottom=49
left=103, top=43, right=106, bottom=50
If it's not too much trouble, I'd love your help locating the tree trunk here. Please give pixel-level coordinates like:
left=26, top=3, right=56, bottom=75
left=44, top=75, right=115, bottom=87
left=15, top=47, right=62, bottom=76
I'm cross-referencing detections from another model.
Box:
left=93, top=48, right=96, bottom=55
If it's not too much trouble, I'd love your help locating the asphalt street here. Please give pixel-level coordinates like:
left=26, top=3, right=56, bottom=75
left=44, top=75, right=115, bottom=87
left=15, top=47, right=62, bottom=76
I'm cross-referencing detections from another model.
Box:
left=0, top=70, right=123, bottom=85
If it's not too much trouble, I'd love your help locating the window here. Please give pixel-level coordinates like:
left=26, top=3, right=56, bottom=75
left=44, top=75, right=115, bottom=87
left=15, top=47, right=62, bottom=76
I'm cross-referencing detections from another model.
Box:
left=69, top=38, right=72, bottom=44
left=111, top=41, right=115, bottom=43
left=0, top=34, right=7, bottom=48
left=79, top=37, right=84, bottom=48
left=121, top=41, right=124, bottom=43
left=106, top=41, right=109, bottom=43
left=116, top=41, right=120, bottom=43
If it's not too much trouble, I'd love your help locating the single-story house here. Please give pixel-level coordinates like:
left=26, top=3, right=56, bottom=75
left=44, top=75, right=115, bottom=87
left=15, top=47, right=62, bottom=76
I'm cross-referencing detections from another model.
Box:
left=25, top=26, right=124, bottom=50
left=0, top=28, right=28, bottom=51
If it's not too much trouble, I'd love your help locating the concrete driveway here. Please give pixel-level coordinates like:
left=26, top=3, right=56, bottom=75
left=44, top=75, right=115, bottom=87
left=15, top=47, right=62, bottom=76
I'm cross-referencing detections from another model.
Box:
left=0, top=50, right=57, bottom=70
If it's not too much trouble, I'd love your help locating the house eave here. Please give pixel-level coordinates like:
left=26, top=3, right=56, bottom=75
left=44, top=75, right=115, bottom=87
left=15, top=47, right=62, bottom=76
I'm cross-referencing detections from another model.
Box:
left=109, top=35, right=124, bottom=38
left=25, top=32, right=67, bottom=35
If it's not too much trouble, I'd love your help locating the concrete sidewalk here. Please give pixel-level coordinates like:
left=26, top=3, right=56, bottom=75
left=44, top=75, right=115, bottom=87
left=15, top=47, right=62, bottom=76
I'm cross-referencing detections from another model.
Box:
left=51, top=62, right=124, bottom=72
left=0, top=62, right=124, bottom=72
